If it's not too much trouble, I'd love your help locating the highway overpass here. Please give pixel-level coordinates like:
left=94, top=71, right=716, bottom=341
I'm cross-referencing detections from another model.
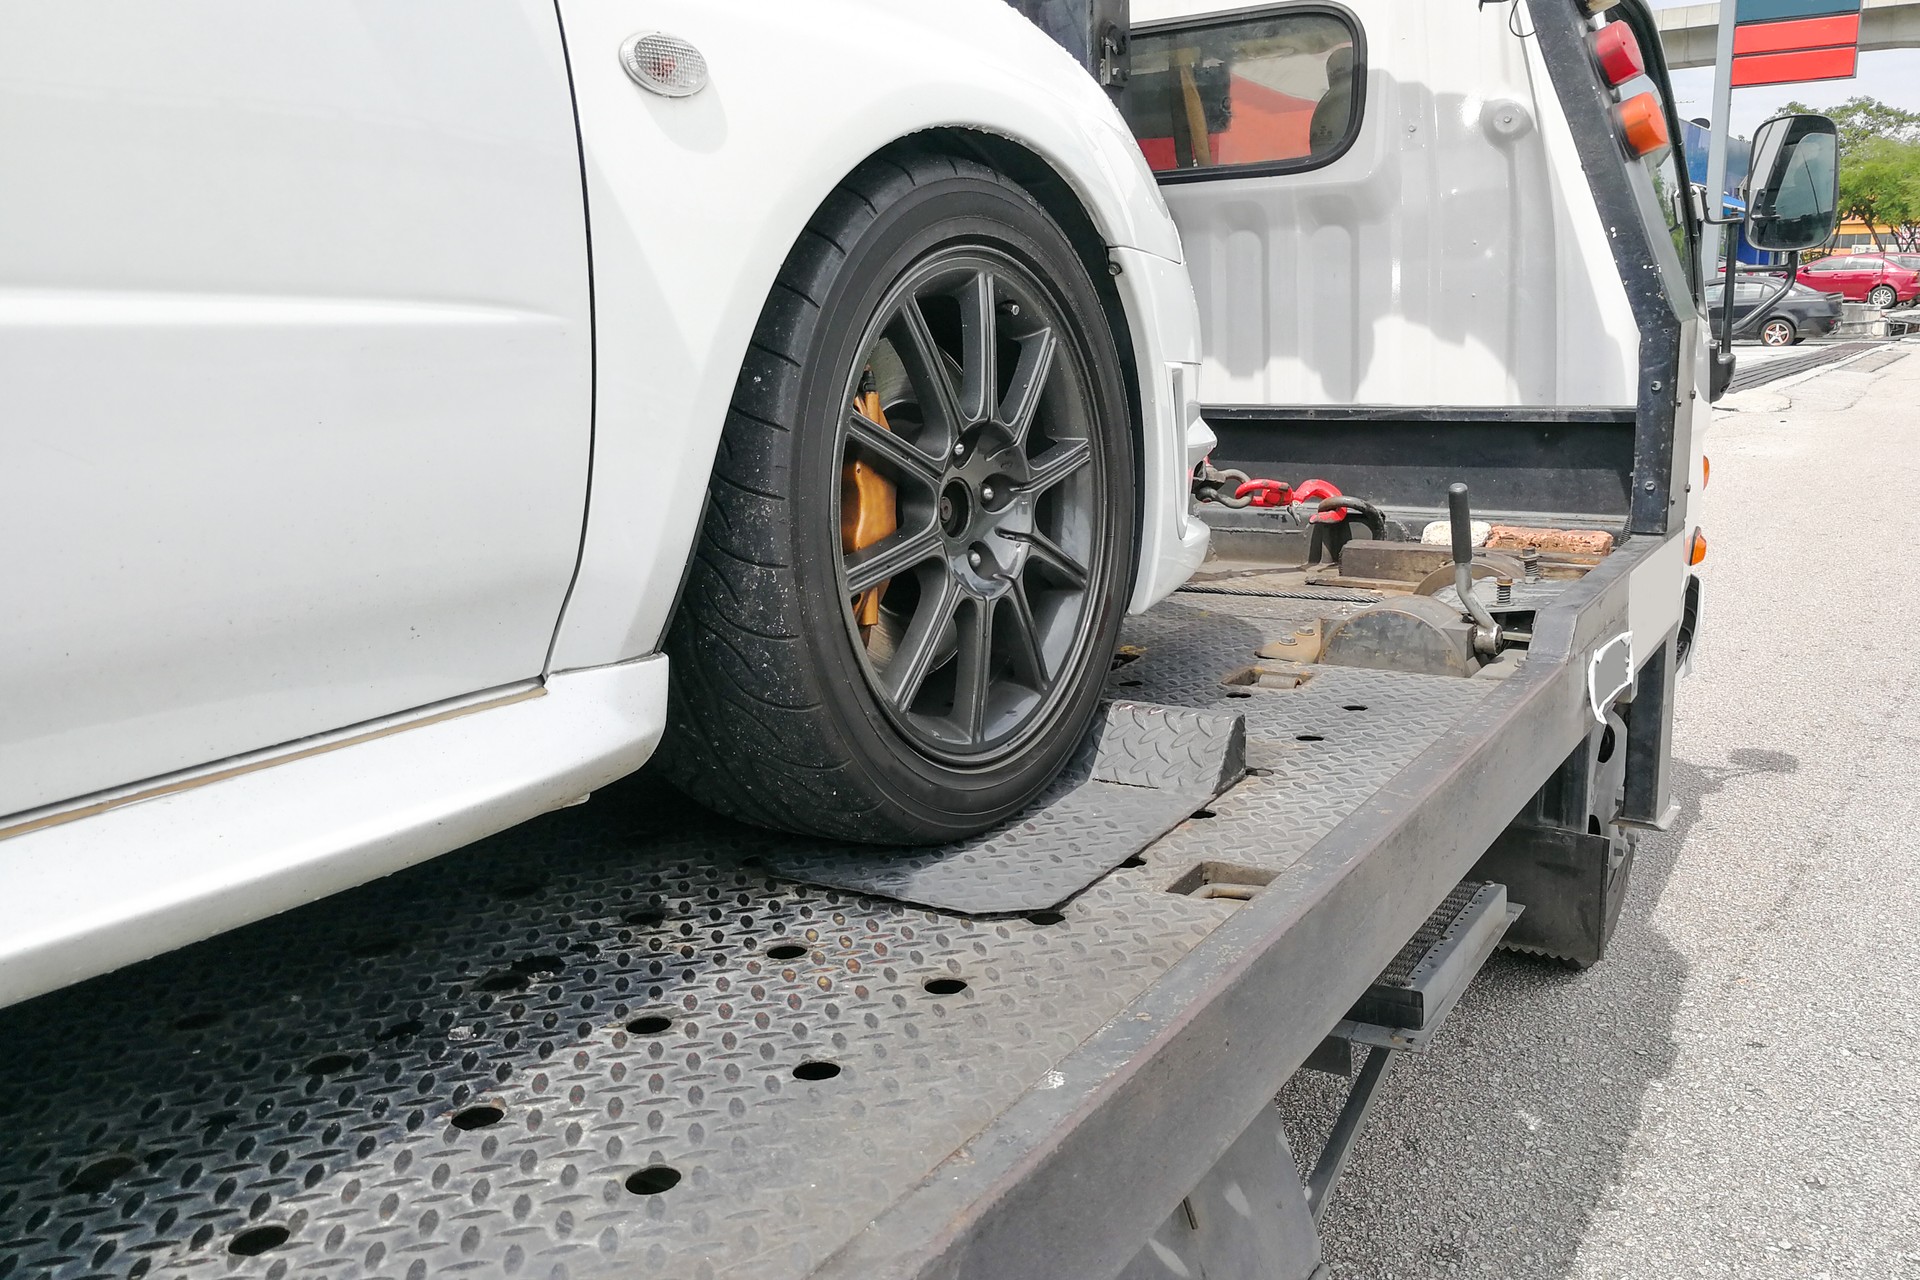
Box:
left=1657, top=0, right=1920, bottom=69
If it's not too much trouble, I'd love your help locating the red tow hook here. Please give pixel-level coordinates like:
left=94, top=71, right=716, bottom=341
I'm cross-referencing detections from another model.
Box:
left=1293, top=479, right=1350, bottom=523
left=1232, top=478, right=1294, bottom=508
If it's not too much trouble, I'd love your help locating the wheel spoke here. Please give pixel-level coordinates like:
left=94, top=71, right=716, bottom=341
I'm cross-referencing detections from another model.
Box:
left=847, top=407, right=942, bottom=491
left=999, top=326, right=1056, bottom=445
left=950, top=596, right=995, bottom=741
left=957, top=271, right=997, bottom=425
left=1018, top=527, right=1090, bottom=592
left=892, top=298, right=965, bottom=451
left=877, top=570, right=963, bottom=710
left=1002, top=578, right=1050, bottom=690
left=1020, top=438, right=1092, bottom=498
left=845, top=521, right=943, bottom=596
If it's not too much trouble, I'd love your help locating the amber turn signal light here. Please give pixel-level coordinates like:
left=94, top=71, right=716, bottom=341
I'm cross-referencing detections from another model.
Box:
left=1689, top=528, right=1708, bottom=566
left=1702, top=456, right=1710, bottom=488
left=1592, top=22, right=1645, bottom=87
left=1616, top=92, right=1669, bottom=159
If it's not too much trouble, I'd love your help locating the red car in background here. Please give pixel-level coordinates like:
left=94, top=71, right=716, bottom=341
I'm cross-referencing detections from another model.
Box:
left=1797, top=251, right=1920, bottom=308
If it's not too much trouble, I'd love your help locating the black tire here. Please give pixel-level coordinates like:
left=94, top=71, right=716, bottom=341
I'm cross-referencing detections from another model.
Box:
left=1760, top=317, right=1796, bottom=347
left=657, top=151, right=1137, bottom=843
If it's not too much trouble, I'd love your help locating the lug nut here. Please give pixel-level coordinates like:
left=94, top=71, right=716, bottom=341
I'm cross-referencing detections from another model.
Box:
left=953, top=441, right=968, bottom=459
left=968, top=551, right=983, bottom=568
left=981, top=484, right=996, bottom=502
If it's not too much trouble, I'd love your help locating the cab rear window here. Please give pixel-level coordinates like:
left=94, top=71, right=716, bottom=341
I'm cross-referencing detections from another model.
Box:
left=1122, top=7, right=1363, bottom=180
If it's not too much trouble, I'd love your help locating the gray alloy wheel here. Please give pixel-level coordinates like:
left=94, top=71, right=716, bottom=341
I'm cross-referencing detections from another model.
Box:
left=657, top=150, right=1135, bottom=844
left=1870, top=283, right=1898, bottom=309
left=834, top=249, right=1101, bottom=762
left=1760, top=317, right=1796, bottom=346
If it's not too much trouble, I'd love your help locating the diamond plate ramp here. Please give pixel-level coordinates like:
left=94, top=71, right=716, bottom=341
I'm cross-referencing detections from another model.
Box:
left=764, top=702, right=1246, bottom=914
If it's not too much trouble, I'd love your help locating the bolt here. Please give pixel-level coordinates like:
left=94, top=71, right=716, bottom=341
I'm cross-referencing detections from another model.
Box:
left=1000, top=302, right=1021, bottom=317
left=981, top=484, right=996, bottom=503
left=1651, top=380, right=1663, bottom=391
left=1496, top=577, right=1513, bottom=607
left=968, top=550, right=983, bottom=568
left=1644, top=480, right=1657, bottom=492
left=953, top=441, right=967, bottom=459
left=1522, top=546, right=1541, bottom=583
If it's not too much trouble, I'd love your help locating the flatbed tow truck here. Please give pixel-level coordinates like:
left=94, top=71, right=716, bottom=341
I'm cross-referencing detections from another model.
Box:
left=0, top=1, right=1837, bottom=1276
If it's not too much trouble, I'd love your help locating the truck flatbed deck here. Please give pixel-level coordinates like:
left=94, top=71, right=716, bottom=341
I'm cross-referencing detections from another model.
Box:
left=0, top=538, right=1645, bottom=1280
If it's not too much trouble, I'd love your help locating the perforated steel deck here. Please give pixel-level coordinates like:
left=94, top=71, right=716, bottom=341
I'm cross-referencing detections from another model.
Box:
left=0, top=587, right=1507, bottom=1280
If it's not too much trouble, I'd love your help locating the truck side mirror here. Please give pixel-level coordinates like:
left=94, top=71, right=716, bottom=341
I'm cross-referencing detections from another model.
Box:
left=1743, top=113, right=1839, bottom=253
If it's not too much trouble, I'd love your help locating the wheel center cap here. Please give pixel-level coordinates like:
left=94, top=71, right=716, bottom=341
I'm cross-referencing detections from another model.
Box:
left=939, top=480, right=971, bottom=537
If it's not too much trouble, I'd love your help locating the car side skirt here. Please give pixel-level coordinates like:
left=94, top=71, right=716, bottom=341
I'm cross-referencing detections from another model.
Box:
left=0, top=655, right=668, bottom=1010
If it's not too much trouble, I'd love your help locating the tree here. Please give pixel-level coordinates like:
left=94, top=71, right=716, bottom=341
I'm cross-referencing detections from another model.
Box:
left=1776, top=96, right=1920, bottom=250
left=1779, top=95, right=1920, bottom=157
left=1833, top=137, right=1920, bottom=249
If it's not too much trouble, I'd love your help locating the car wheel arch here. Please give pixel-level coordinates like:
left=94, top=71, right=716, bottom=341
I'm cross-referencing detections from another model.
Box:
left=651, top=128, right=1151, bottom=644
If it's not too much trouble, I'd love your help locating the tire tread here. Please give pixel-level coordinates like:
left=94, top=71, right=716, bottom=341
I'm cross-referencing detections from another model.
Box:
left=657, top=150, right=1109, bottom=840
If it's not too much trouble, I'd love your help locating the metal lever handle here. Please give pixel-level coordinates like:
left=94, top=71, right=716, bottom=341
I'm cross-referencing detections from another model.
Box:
left=1448, top=482, right=1473, bottom=567
left=1447, top=482, right=1500, bottom=656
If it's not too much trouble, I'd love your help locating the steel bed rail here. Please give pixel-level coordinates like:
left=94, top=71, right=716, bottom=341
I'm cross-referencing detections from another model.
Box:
left=816, top=537, right=1647, bottom=1279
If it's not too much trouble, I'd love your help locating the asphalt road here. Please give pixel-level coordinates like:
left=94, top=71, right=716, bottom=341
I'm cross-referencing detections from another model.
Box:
left=1280, top=344, right=1920, bottom=1278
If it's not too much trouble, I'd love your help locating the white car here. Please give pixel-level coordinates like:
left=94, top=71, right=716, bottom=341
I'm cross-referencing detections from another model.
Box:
left=0, top=0, right=1212, bottom=1006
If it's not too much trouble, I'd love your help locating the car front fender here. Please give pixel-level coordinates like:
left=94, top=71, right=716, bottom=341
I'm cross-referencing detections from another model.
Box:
left=547, top=0, right=1194, bottom=671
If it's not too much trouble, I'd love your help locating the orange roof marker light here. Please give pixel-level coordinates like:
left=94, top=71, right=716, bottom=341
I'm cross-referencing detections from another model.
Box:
left=1592, top=22, right=1646, bottom=88
left=1616, top=92, right=1669, bottom=160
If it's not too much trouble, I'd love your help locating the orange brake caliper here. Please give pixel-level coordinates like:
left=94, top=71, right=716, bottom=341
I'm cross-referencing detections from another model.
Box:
left=843, top=370, right=899, bottom=634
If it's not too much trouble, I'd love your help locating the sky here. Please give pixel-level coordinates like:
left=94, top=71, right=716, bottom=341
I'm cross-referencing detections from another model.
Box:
left=1650, top=0, right=1920, bottom=135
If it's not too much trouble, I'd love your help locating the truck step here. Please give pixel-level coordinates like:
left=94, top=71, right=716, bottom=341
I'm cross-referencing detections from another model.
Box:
left=1302, top=881, right=1520, bottom=1220
left=1337, top=880, right=1520, bottom=1052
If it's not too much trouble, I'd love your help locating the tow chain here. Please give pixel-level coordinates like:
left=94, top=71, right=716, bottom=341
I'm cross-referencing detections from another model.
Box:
left=1192, top=460, right=1328, bottom=511
left=1191, top=459, right=1255, bottom=508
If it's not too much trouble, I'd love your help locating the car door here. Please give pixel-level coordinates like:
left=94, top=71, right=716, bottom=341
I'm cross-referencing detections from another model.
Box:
left=1833, top=256, right=1872, bottom=298
left=0, top=1, right=593, bottom=817
left=1800, top=255, right=1847, bottom=296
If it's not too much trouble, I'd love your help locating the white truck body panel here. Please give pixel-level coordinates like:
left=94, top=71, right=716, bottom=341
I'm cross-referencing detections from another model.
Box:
left=1134, top=0, right=1642, bottom=410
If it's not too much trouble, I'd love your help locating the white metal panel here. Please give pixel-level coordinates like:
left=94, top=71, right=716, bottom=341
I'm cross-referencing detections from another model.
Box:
left=1135, top=0, right=1639, bottom=409
left=546, top=0, right=1203, bottom=670
left=0, top=655, right=667, bottom=1010
left=0, top=2, right=592, bottom=815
